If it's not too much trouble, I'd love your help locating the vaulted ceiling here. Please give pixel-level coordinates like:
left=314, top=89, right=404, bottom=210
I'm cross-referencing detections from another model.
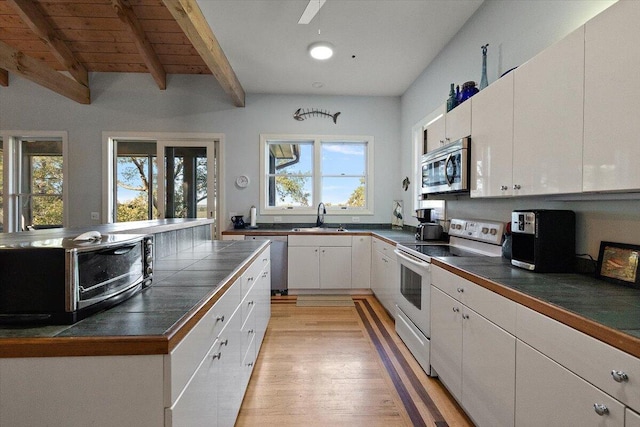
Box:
left=0, top=0, right=245, bottom=106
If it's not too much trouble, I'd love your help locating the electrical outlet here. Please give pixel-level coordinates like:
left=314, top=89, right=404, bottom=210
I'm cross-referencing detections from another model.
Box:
left=274, top=216, right=282, bottom=223
left=351, top=216, right=360, bottom=223
left=90, top=212, right=99, bottom=220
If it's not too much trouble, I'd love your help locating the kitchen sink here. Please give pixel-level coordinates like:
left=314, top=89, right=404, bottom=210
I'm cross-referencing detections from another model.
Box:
left=290, top=227, right=347, bottom=232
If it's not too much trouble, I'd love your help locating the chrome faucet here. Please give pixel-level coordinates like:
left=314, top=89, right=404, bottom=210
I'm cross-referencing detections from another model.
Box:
left=316, top=202, right=326, bottom=227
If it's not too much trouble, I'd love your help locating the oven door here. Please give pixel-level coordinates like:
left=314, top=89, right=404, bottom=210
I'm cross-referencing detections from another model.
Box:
left=394, top=248, right=430, bottom=337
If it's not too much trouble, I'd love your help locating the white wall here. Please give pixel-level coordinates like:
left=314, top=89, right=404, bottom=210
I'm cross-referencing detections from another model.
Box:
left=399, top=0, right=640, bottom=257
left=0, top=73, right=400, bottom=228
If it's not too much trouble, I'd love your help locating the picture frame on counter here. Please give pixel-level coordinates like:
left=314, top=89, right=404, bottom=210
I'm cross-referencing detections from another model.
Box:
left=596, top=241, right=640, bottom=287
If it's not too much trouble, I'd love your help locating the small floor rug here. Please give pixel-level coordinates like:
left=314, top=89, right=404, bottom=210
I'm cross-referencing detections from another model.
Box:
left=296, top=295, right=355, bottom=307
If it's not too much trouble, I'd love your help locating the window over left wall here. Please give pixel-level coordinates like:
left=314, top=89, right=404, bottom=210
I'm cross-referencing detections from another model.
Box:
left=0, top=132, right=68, bottom=232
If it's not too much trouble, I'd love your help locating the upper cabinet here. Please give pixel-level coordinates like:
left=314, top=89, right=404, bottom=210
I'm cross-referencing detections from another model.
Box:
left=424, top=101, right=472, bottom=154
left=583, top=0, right=640, bottom=192
left=512, top=26, right=585, bottom=196
left=470, top=72, right=514, bottom=197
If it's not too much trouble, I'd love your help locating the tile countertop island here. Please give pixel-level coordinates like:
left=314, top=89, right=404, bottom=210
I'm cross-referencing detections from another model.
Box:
left=0, top=220, right=269, bottom=358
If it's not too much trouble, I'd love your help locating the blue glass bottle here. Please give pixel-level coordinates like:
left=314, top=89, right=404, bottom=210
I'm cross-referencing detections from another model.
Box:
left=480, top=44, right=489, bottom=90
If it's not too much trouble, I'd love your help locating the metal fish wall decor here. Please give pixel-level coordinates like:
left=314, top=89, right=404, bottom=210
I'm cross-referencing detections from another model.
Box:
left=293, top=108, right=341, bottom=124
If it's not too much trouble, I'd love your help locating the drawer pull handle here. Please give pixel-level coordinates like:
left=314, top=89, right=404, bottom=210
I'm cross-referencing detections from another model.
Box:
left=246, top=362, right=254, bottom=367
left=500, top=185, right=508, bottom=191
left=611, top=370, right=629, bottom=383
left=220, top=339, right=228, bottom=346
left=462, top=314, right=470, bottom=320
left=456, top=287, right=464, bottom=293
left=212, top=352, right=222, bottom=360
left=249, top=329, right=255, bottom=334
left=452, top=307, right=460, bottom=313
left=593, top=403, right=609, bottom=416
left=248, top=300, right=255, bottom=306
left=216, top=315, right=225, bottom=323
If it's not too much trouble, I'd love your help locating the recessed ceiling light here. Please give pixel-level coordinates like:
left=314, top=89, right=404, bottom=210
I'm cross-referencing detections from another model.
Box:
left=308, top=42, right=334, bottom=60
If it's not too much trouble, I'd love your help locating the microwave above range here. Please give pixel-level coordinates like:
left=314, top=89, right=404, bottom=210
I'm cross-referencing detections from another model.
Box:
left=421, top=137, right=470, bottom=195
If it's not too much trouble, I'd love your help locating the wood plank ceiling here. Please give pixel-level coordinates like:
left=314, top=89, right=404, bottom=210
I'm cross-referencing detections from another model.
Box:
left=0, top=0, right=245, bottom=106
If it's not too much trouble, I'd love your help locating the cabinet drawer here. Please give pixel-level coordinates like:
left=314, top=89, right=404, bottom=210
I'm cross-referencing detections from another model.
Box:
left=517, top=305, right=640, bottom=412
left=241, top=306, right=256, bottom=359
left=516, top=340, right=624, bottom=427
left=165, top=281, right=240, bottom=406
left=627, top=408, right=640, bottom=427
left=242, top=257, right=264, bottom=296
left=289, top=235, right=352, bottom=247
left=372, top=237, right=395, bottom=257
left=431, top=266, right=516, bottom=333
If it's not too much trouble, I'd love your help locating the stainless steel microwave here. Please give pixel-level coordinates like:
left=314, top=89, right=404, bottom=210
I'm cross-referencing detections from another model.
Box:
left=0, top=233, right=153, bottom=324
left=421, top=137, right=470, bottom=195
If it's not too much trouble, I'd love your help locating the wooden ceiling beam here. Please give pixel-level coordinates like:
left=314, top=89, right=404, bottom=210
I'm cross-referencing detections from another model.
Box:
left=0, top=41, right=90, bottom=104
left=0, top=69, right=8, bottom=87
left=6, top=0, right=89, bottom=88
left=162, top=0, right=245, bottom=107
left=111, top=0, right=166, bottom=90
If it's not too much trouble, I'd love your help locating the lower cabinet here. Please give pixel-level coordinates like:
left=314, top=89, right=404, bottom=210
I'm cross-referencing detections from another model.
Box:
left=288, top=235, right=352, bottom=289
left=516, top=340, right=625, bottom=427
left=430, top=285, right=516, bottom=427
left=627, top=409, right=640, bottom=427
left=370, top=238, right=397, bottom=315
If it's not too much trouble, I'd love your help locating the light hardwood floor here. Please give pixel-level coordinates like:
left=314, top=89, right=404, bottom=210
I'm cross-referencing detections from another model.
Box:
left=236, top=295, right=473, bottom=427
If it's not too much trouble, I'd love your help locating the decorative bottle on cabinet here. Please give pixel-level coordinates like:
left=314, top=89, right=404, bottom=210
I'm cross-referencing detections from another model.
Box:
left=447, top=83, right=457, bottom=112
left=480, top=44, right=489, bottom=90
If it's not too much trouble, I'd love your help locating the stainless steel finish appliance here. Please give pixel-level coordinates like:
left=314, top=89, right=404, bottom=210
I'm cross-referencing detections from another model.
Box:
left=0, top=233, right=153, bottom=324
left=394, top=218, right=505, bottom=375
left=511, top=209, right=575, bottom=272
left=245, top=235, right=288, bottom=294
left=415, top=208, right=443, bottom=241
left=421, top=137, right=470, bottom=195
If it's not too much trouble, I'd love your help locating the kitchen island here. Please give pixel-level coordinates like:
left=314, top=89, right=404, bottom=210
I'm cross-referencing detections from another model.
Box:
left=0, top=219, right=271, bottom=426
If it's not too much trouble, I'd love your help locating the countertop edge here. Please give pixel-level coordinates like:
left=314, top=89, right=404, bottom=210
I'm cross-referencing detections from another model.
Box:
left=432, top=259, right=640, bottom=359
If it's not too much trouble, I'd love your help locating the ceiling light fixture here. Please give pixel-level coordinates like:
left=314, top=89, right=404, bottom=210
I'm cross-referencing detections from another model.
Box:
left=308, top=42, right=334, bottom=60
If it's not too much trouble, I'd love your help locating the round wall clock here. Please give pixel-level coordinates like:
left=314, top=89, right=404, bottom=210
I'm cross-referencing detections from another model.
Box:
left=236, top=175, right=249, bottom=188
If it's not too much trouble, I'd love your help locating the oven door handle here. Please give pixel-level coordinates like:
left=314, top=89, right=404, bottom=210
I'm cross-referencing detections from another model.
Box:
left=394, top=249, right=431, bottom=270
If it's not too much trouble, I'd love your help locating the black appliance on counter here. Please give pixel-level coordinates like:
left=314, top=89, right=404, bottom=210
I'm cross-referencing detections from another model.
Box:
left=0, top=233, right=153, bottom=324
left=511, top=210, right=575, bottom=272
left=415, top=208, right=443, bottom=241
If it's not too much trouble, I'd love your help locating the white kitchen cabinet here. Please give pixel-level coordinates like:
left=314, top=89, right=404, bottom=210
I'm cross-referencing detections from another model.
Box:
left=512, top=25, right=585, bottom=196
left=445, top=99, right=472, bottom=142
left=351, top=235, right=371, bottom=289
left=287, top=235, right=352, bottom=289
left=288, top=246, right=320, bottom=288
left=430, top=287, right=463, bottom=399
left=516, top=340, right=625, bottom=427
left=627, top=409, right=640, bottom=427
left=583, top=0, right=640, bottom=192
left=470, top=72, right=515, bottom=197
left=370, top=238, right=398, bottom=315
left=424, top=105, right=446, bottom=153
left=430, top=266, right=516, bottom=427
left=424, top=101, right=471, bottom=154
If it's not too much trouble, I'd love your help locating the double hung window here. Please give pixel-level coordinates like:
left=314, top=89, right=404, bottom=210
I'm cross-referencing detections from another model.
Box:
left=260, top=134, right=373, bottom=215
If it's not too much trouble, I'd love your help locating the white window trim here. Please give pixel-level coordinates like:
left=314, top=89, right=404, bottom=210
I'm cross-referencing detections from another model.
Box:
left=1, top=130, right=69, bottom=233
left=102, top=132, right=225, bottom=233
left=259, top=133, right=374, bottom=216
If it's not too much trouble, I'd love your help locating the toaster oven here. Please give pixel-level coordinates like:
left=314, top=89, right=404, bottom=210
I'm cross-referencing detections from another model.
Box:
left=0, top=233, right=153, bottom=324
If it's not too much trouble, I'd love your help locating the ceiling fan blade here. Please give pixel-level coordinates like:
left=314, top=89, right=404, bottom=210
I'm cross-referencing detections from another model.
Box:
left=298, top=0, right=326, bottom=24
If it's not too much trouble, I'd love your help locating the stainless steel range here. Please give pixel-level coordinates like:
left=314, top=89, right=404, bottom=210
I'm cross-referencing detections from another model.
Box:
left=394, top=218, right=505, bottom=375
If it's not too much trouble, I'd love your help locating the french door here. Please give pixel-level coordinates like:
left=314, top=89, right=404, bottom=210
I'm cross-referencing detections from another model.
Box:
left=156, top=139, right=217, bottom=228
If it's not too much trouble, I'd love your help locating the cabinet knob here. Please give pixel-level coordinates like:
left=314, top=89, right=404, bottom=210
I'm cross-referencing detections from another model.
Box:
left=212, top=352, right=222, bottom=360
left=500, top=185, right=508, bottom=191
left=216, top=315, right=225, bottom=323
left=246, top=362, right=254, bottom=367
left=611, top=370, right=629, bottom=383
left=456, top=287, right=464, bottom=293
left=452, top=307, right=460, bottom=313
left=593, top=403, right=609, bottom=416
left=462, top=314, right=470, bottom=320
left=249, top=329, right=255, bottom=334
left=513, top=184, right=522, bottom=190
